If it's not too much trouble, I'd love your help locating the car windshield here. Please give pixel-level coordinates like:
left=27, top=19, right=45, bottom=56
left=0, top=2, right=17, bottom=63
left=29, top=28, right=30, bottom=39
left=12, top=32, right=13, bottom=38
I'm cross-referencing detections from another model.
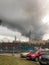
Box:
left=30, top=50, right=36, bottom=53
left=44, top=51, right=49, bottom=55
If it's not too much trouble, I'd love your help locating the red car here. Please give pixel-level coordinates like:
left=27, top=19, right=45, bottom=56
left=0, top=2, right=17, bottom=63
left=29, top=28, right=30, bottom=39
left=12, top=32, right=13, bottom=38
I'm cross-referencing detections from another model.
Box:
left=26, top=50, right=44, bottom=61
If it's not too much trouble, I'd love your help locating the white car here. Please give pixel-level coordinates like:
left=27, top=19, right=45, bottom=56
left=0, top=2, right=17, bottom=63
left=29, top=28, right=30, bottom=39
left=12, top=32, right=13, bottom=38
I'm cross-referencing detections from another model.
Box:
left=20, top=50, right=32, bottom=58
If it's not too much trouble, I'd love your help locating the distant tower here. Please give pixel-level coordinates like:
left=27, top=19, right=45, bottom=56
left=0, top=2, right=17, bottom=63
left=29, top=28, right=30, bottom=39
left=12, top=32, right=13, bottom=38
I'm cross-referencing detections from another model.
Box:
left=15, top=36, right=16, bottom=42
left=29, top=30, right=32, bottom=43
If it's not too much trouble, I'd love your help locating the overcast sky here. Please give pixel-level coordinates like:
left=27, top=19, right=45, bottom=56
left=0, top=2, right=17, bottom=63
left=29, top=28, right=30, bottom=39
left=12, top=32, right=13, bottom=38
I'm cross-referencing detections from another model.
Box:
left=0, top=0, right=49, bottom=42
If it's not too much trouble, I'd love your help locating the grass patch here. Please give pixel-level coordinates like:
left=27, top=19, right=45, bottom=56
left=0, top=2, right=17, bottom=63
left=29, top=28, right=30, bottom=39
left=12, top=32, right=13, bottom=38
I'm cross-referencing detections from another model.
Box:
left=0, top=55, right=38, bottom=65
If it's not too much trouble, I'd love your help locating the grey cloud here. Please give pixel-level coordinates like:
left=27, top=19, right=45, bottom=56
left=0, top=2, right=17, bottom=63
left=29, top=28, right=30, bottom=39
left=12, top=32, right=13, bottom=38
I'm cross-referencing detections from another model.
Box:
left=0, top=0, right=49, bottom=40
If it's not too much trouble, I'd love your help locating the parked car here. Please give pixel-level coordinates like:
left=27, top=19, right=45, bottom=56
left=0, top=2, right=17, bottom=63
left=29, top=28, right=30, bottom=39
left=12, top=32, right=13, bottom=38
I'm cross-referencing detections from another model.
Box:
left=39, top=51, right=49, bottom=65
left=26, top=49, right=44, bottom=62
left=20, top=50, right=32, bottom=58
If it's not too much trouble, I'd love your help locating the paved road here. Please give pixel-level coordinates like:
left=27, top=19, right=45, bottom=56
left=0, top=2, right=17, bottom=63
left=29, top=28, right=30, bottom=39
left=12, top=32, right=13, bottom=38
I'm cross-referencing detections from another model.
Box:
left=0, top=53, right=20, bottom=57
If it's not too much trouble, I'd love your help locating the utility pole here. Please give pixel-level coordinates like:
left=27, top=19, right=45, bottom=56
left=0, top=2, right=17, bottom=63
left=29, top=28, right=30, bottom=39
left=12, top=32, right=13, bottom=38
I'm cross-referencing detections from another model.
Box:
left=12, top=36, right=16, bottom=56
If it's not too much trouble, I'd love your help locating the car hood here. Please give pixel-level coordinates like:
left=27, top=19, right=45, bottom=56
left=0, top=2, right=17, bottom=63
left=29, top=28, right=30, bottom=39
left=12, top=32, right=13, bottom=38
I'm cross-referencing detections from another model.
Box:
left=42, top=55, right=49, bottom=59
left=21, top=52, right=29, bottom=55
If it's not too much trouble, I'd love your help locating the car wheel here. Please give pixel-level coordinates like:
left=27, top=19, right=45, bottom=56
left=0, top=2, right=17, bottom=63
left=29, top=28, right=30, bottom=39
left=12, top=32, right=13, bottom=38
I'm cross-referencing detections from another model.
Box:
left=20, top=54, right=24, bottom=58
left=35, top=57, right=39, bottom=62
left=39, top=62, right=44, bottom=65
left=26, top=57, right=30, bottom=60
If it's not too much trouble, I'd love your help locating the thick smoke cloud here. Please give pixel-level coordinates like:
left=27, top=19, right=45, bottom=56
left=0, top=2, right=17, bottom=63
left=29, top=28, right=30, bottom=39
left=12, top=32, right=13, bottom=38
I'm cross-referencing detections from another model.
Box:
left=0, top=0, right=49, bottom=40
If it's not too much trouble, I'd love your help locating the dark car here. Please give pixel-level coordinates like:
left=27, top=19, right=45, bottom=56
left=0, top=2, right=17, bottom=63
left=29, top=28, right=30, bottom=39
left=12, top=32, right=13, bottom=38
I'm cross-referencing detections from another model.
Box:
left=39, top=51, right=49, bottom=65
